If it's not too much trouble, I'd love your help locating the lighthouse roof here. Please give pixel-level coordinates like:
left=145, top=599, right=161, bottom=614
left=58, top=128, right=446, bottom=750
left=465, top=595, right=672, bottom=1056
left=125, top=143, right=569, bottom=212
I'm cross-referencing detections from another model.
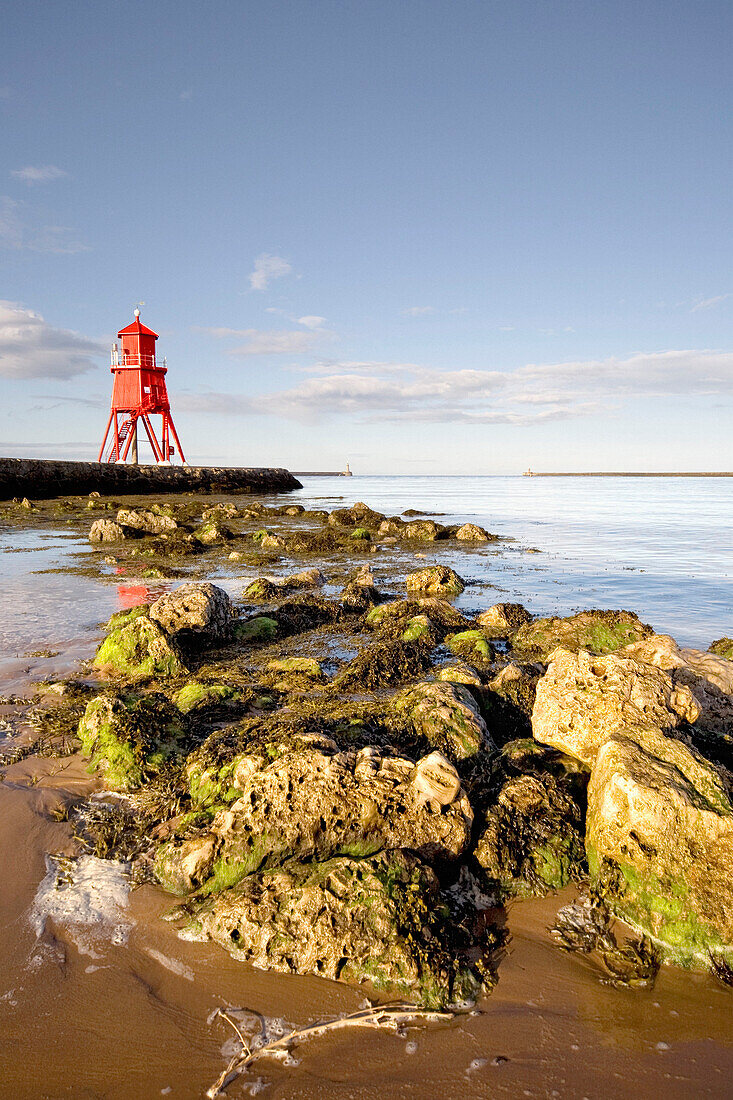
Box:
left=117, top=315, right=158, bottom=339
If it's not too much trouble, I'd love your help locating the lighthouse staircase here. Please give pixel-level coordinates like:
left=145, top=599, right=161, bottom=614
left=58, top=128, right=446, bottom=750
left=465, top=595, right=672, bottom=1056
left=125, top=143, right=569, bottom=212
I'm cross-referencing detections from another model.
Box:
left=106, top=418, right=133, bottom=462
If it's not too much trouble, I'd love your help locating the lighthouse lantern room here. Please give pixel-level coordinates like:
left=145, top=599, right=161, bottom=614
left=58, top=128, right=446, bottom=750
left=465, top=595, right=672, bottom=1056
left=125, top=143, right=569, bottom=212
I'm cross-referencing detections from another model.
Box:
left=98, top=309, right=187, bottom=465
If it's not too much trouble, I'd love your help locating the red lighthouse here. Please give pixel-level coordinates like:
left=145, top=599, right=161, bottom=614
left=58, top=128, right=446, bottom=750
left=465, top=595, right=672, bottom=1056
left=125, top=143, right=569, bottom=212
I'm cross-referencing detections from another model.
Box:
left=98, top=309, right=187, bottom=464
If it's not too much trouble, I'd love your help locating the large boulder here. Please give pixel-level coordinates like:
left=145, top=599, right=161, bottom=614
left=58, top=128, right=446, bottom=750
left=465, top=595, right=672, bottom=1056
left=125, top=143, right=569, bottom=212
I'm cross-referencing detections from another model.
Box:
left=78, top=693, right=184, bottom=790
left=455, top=523, right=494, bottom=542
left=406, top=566, right=465, bottom=598
left=532, top=648, right=699, bottom=767
left=116, top=508, right=177, bottom=535
left=89, top=518, right=125, bottom=543
left=477, top=603, right=532, bottom=637
left=586, top=731, right=733, bottom=966
left=392, top=680, right=494, bottom=761
left=402, top=519, right=443, bottom=541
left=513, top=609, right=652, bottom=660
left=155, top=743, right=472, bottom=895
left=93, top=616, right=186, bottom=681
left=149, top=582, right=231, bottom=643
left=181, top=849, right=488, bottom=1007
left=623, top=634, right=733, bottom=735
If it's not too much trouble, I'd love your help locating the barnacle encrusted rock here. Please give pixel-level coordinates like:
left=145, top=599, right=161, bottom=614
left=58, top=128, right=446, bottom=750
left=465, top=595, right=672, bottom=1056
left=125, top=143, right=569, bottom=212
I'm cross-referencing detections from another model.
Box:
left=181, top=850, right=489, bottom=1007
left=149, top=582, right=231, bottom=643
left=155, top=743, right=472, bottom=895
left=89, top=518, right=126, bottom=542
left=405, top=566, right=465, bottom=598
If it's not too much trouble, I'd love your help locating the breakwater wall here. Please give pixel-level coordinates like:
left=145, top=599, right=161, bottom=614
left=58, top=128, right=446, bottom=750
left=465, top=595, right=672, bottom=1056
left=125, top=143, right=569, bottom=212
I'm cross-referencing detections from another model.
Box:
left=0, top=458, right=302, bottom=500
left=526, top=471, right=733, bottom=478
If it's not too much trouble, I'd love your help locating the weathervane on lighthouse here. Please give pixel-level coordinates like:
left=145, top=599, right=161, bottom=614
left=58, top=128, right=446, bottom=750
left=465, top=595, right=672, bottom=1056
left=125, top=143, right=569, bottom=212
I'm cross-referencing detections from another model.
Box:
left=98, top=308, right=187, bottom=465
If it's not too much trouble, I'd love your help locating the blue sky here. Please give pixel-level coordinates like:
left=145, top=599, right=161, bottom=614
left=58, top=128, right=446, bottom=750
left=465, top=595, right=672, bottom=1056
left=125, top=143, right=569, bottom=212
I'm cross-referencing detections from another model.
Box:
left=1, top=0, right=731, bottom=472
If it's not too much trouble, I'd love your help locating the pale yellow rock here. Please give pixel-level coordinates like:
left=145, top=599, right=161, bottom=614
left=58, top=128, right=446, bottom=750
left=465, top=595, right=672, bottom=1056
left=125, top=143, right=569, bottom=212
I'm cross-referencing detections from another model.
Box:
left=532, top=647, right=699, bottom=767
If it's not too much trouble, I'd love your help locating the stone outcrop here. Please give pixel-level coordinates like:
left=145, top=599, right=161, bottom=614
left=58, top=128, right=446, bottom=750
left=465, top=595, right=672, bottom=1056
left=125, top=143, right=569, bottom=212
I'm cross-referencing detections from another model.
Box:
left=405, top=566, right=465, bottom=598
left=117, top=508, right=178, bottom=535
left=512, top=609, right=652, bottom=659
left=181, top=850, right=487, bottom=1008
left=623, top=634, right=733, bottom=734
left=477, top=603, right=532, bottom=637
left=532, top=644, right=733, bottom=965
left=155, top=742, right=472, bottom=895
left=392, top=680, right=494, bottom=761
left=149, top=583, right=231, bottom=643
left=455, top=523, right=494, bottom=541
left=586, top=732, right=733, bottom=965
left=532, top=647, right=699, bottom=767
left=88, top=518, right=125, bottom=542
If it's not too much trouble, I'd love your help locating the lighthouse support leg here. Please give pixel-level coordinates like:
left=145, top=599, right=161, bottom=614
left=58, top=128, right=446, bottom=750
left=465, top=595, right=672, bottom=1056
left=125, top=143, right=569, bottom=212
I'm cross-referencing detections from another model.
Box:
left=141, top=414, right=164, bottom=462
left=98, top=411, right=114, bottom=463
left=166, top=414, right=187, bottom=465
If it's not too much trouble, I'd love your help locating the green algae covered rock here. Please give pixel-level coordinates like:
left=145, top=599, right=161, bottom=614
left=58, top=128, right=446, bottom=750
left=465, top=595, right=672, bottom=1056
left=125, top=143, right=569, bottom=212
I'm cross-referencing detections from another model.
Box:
left=392, top=680, right=494, bottom=761
left=104, top=604, right=151, bottom=632
left=93, top=616, right=186, bottom=682
left=435, top=662, right=483, bottom=687
left=265, top=656, right=323, bottom=678
left=406, top=566, right=465, bottom=598
left=513, top=609, right=652, bottom=659
left=233, top=616, right=278, bottom=644
left=710, top=637, right=733, bottom=659
left=78, top=693, right=185, bottom=791
left=174, top=680, right=240, bottom=714
left=445, top=629, right=494, bottom=662
left=587, top=732, right=733, bottom=967
left=401, top=614, right=437, bottom=644
left=181, top=849, right=491, bottom=1008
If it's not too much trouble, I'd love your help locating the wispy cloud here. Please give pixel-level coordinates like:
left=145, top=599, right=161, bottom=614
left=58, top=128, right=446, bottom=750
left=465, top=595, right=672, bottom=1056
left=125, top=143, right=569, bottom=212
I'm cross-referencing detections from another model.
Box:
left=201, top=326, right=323, bottom=355
left=11, top=165, right=67, bottom=185
left=0, top=300, right=104, bottom=379
left=691, top=293, right=731, bottom=313
left=0, top=196, right=88, bottom=254
left=297, top=315, right=327, bottom=330
left=402, top=305, right=434, bottom=316
left=176, top=348, right=733, bottom=426
left=248, top=253, right=292, bottom=291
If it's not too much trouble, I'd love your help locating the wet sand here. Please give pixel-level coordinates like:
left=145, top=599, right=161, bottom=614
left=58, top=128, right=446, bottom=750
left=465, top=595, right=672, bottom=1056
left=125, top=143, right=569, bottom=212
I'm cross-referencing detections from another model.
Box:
left=1, top=748, right=732, bottom=1099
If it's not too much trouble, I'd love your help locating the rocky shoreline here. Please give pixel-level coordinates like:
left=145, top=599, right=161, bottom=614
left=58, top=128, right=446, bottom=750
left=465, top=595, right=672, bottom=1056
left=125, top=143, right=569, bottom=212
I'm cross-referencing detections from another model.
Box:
left=3, top=491, right=733, bottom=1016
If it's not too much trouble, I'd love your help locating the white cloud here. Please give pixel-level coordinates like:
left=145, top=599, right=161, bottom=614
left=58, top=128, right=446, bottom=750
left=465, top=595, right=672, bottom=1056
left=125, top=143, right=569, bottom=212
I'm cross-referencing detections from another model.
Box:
left=402, top=306, right=434, bottom=316
left=11, top=165, right=67, bottom=185
left=297, top=315, right=327, bottom=330
left=249, top=253, right=292, bottom=291
left=691, top=293, right=731, bottom=313
left=0, top=300, right=104, bottom=379
left=175, top=348, right=733, bottom=426
left=0, top=196, right=88, bottom=253
left=202, top=326, right=322, bottom=355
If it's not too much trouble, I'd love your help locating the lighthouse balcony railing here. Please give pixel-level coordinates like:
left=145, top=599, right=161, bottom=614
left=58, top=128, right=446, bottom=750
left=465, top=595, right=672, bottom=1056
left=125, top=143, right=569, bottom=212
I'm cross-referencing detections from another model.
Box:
left=112, top=354, right=166, bottom=370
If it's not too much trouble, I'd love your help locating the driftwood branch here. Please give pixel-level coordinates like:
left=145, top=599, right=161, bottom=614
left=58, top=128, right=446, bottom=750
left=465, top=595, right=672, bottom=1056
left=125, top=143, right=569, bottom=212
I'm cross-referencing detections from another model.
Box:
left=206, top=1002, right=455, bottom=1098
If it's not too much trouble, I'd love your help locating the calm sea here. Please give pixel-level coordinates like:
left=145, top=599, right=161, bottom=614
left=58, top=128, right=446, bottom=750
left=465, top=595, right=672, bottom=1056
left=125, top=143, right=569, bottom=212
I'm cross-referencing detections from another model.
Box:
left=0, top=476, right=730, bottom=675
